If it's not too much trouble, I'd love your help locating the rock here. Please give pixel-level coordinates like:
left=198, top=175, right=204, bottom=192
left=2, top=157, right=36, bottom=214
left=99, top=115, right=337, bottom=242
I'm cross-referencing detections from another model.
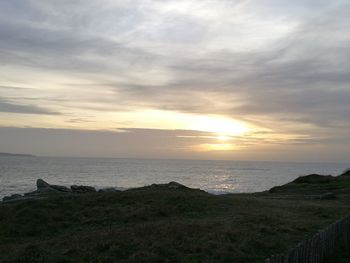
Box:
left=149, top=181, right=189, bottom=190
left=36, top=178, right=58, bottom=193
left=320, top=192, right=337, bottom=200
left=36, top=179, right=71, bottom=193
left=71, top=185, right=96, bottom=193
left=36, top=179, right=51, bottom=190
left=293, top=174, right=334, bottom=184
left=50, top=185, right=71, bottom=192
left=2, top=194, right=23, bottom=202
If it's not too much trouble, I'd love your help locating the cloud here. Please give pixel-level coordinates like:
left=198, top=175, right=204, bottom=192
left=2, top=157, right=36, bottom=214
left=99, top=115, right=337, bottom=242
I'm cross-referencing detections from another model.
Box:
left=0, top=126, right=348, bottom=162
left=0, top=0, right=350, bottom=160
left=0, top=98, right=60, bottom=115
left=0, top=126, right=215, bottom=158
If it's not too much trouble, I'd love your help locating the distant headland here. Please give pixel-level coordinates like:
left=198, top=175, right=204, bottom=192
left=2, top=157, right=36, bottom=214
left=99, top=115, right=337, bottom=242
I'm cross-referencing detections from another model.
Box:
left=0, top=152, right=35, bottom=157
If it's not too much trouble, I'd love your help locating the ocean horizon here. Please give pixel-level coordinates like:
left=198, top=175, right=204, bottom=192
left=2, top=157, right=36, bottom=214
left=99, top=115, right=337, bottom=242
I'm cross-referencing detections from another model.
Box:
left=1, top=156, right=348, bottom=198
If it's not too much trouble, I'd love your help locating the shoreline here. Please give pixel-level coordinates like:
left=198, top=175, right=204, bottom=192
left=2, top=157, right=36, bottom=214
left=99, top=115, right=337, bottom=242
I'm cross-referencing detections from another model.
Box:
left=1, top=179, right=232, bottom=203
left=3, top=169, right=350, bottom=202
left=1, top=158, right=348, bottom=200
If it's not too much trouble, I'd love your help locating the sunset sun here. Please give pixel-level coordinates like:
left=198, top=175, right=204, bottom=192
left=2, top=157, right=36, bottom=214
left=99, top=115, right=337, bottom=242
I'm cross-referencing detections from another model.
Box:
left=188, top=116, right=249, bottom=152
left=191, top=116, right=249, bottom=139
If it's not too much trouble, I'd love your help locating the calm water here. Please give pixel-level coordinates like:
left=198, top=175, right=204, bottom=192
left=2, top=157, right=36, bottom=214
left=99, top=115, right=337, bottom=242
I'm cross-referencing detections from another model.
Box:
left=0, top=157, right=348, bottom=198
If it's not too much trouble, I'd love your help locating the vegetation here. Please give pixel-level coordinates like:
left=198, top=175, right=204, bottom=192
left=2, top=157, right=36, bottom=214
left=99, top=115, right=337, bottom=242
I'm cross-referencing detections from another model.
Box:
left=329, top=244, right=350, bottom=263
left=1, top=175, right=350, bottom=263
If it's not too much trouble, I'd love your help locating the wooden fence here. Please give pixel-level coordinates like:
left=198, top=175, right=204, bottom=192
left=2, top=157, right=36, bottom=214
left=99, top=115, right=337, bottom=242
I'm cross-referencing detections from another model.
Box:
left=264, top=213, right=350, bottom=263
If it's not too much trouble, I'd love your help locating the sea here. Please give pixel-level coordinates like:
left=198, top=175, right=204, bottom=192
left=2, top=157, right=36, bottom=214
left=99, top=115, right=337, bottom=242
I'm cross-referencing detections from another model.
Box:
left=0, top=157, right=349, bottom=198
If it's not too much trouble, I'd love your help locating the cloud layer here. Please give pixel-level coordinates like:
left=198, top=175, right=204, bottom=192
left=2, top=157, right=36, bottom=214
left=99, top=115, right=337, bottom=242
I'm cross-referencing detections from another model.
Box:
left=1, top=0, right=350, bottom=161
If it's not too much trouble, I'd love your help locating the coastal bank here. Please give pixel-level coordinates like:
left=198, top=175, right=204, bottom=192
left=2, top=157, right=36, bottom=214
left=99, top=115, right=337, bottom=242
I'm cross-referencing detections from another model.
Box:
left=1, top=171, right=350, bottom=262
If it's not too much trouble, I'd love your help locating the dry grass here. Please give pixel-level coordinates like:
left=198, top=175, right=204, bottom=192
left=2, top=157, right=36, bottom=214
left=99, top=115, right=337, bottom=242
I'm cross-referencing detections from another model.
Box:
left=1, top=177, right=350, bottom=263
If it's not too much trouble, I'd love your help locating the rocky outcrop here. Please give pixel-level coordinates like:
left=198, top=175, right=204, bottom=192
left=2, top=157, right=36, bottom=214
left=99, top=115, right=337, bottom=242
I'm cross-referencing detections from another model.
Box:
left=2, top=179, right=197, bottom=203
left=292, top=174, right=334, bottom=184
left=71, top=185, right=96, bottom=193
left=36, top=178, right=51, bottom=189
left=1, top=179, right=97, bottom=202
left=50, top=185, right=71, bottom=192
left=36, top=179, right=97, bottom=193
left=36, top=179, right=71, bottom=193
left=149, top=181, right=192, bottom=190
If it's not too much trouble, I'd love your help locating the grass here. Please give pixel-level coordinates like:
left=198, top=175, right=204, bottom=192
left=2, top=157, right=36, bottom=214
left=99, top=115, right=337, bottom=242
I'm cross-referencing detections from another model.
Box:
left=1, top=176, right=350, bottom=263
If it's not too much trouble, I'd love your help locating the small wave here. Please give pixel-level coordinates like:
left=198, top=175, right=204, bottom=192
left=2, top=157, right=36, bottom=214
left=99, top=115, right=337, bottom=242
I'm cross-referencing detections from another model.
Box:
left=205, top=189, right=229, bottom=195
left=236, top=168, right=271, bottom=171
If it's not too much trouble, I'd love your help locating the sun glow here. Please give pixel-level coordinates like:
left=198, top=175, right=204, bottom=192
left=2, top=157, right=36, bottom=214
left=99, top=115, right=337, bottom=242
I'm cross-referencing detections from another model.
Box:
left=194, top=143, right=236, bottom=152
left=4, top=106, right=252, bottom=154
left=188, top=115, right=250, bottom=152
left=190, top=116, right=249, bottom=138
left=217, top=135, right=231, bottom=141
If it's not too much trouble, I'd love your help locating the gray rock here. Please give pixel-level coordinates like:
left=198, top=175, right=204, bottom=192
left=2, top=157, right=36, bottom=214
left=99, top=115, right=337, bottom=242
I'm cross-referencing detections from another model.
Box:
left=320, top=192, right=337, bottom=200
left=2, top=194, right=23, bottom=202
left=50, top=185, right=71, bottom=192
left=36, top=179, right=51, bottom=190
left=36, top=179, right=71, bottom=193
left=149, top=181, right=189, bottom=190
left=71, top=185, right=96, bottom=193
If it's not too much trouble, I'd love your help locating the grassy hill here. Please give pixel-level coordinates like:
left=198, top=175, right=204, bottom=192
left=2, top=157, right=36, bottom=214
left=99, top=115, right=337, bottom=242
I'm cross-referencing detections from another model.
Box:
left=1, top=174, right=350, bottom=263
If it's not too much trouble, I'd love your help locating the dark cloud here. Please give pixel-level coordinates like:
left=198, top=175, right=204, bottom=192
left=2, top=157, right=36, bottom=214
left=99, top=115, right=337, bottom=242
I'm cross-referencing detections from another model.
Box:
left=0, top=127, right=214, bottom=158
left=0, top=21, right=153, bottom=73
left=0, top=98, right=59, bottom=115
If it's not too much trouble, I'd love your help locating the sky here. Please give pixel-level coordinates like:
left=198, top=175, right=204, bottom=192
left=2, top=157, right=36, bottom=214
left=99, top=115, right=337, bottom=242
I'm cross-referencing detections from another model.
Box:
left=0, top=0, right=350, bottom=162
